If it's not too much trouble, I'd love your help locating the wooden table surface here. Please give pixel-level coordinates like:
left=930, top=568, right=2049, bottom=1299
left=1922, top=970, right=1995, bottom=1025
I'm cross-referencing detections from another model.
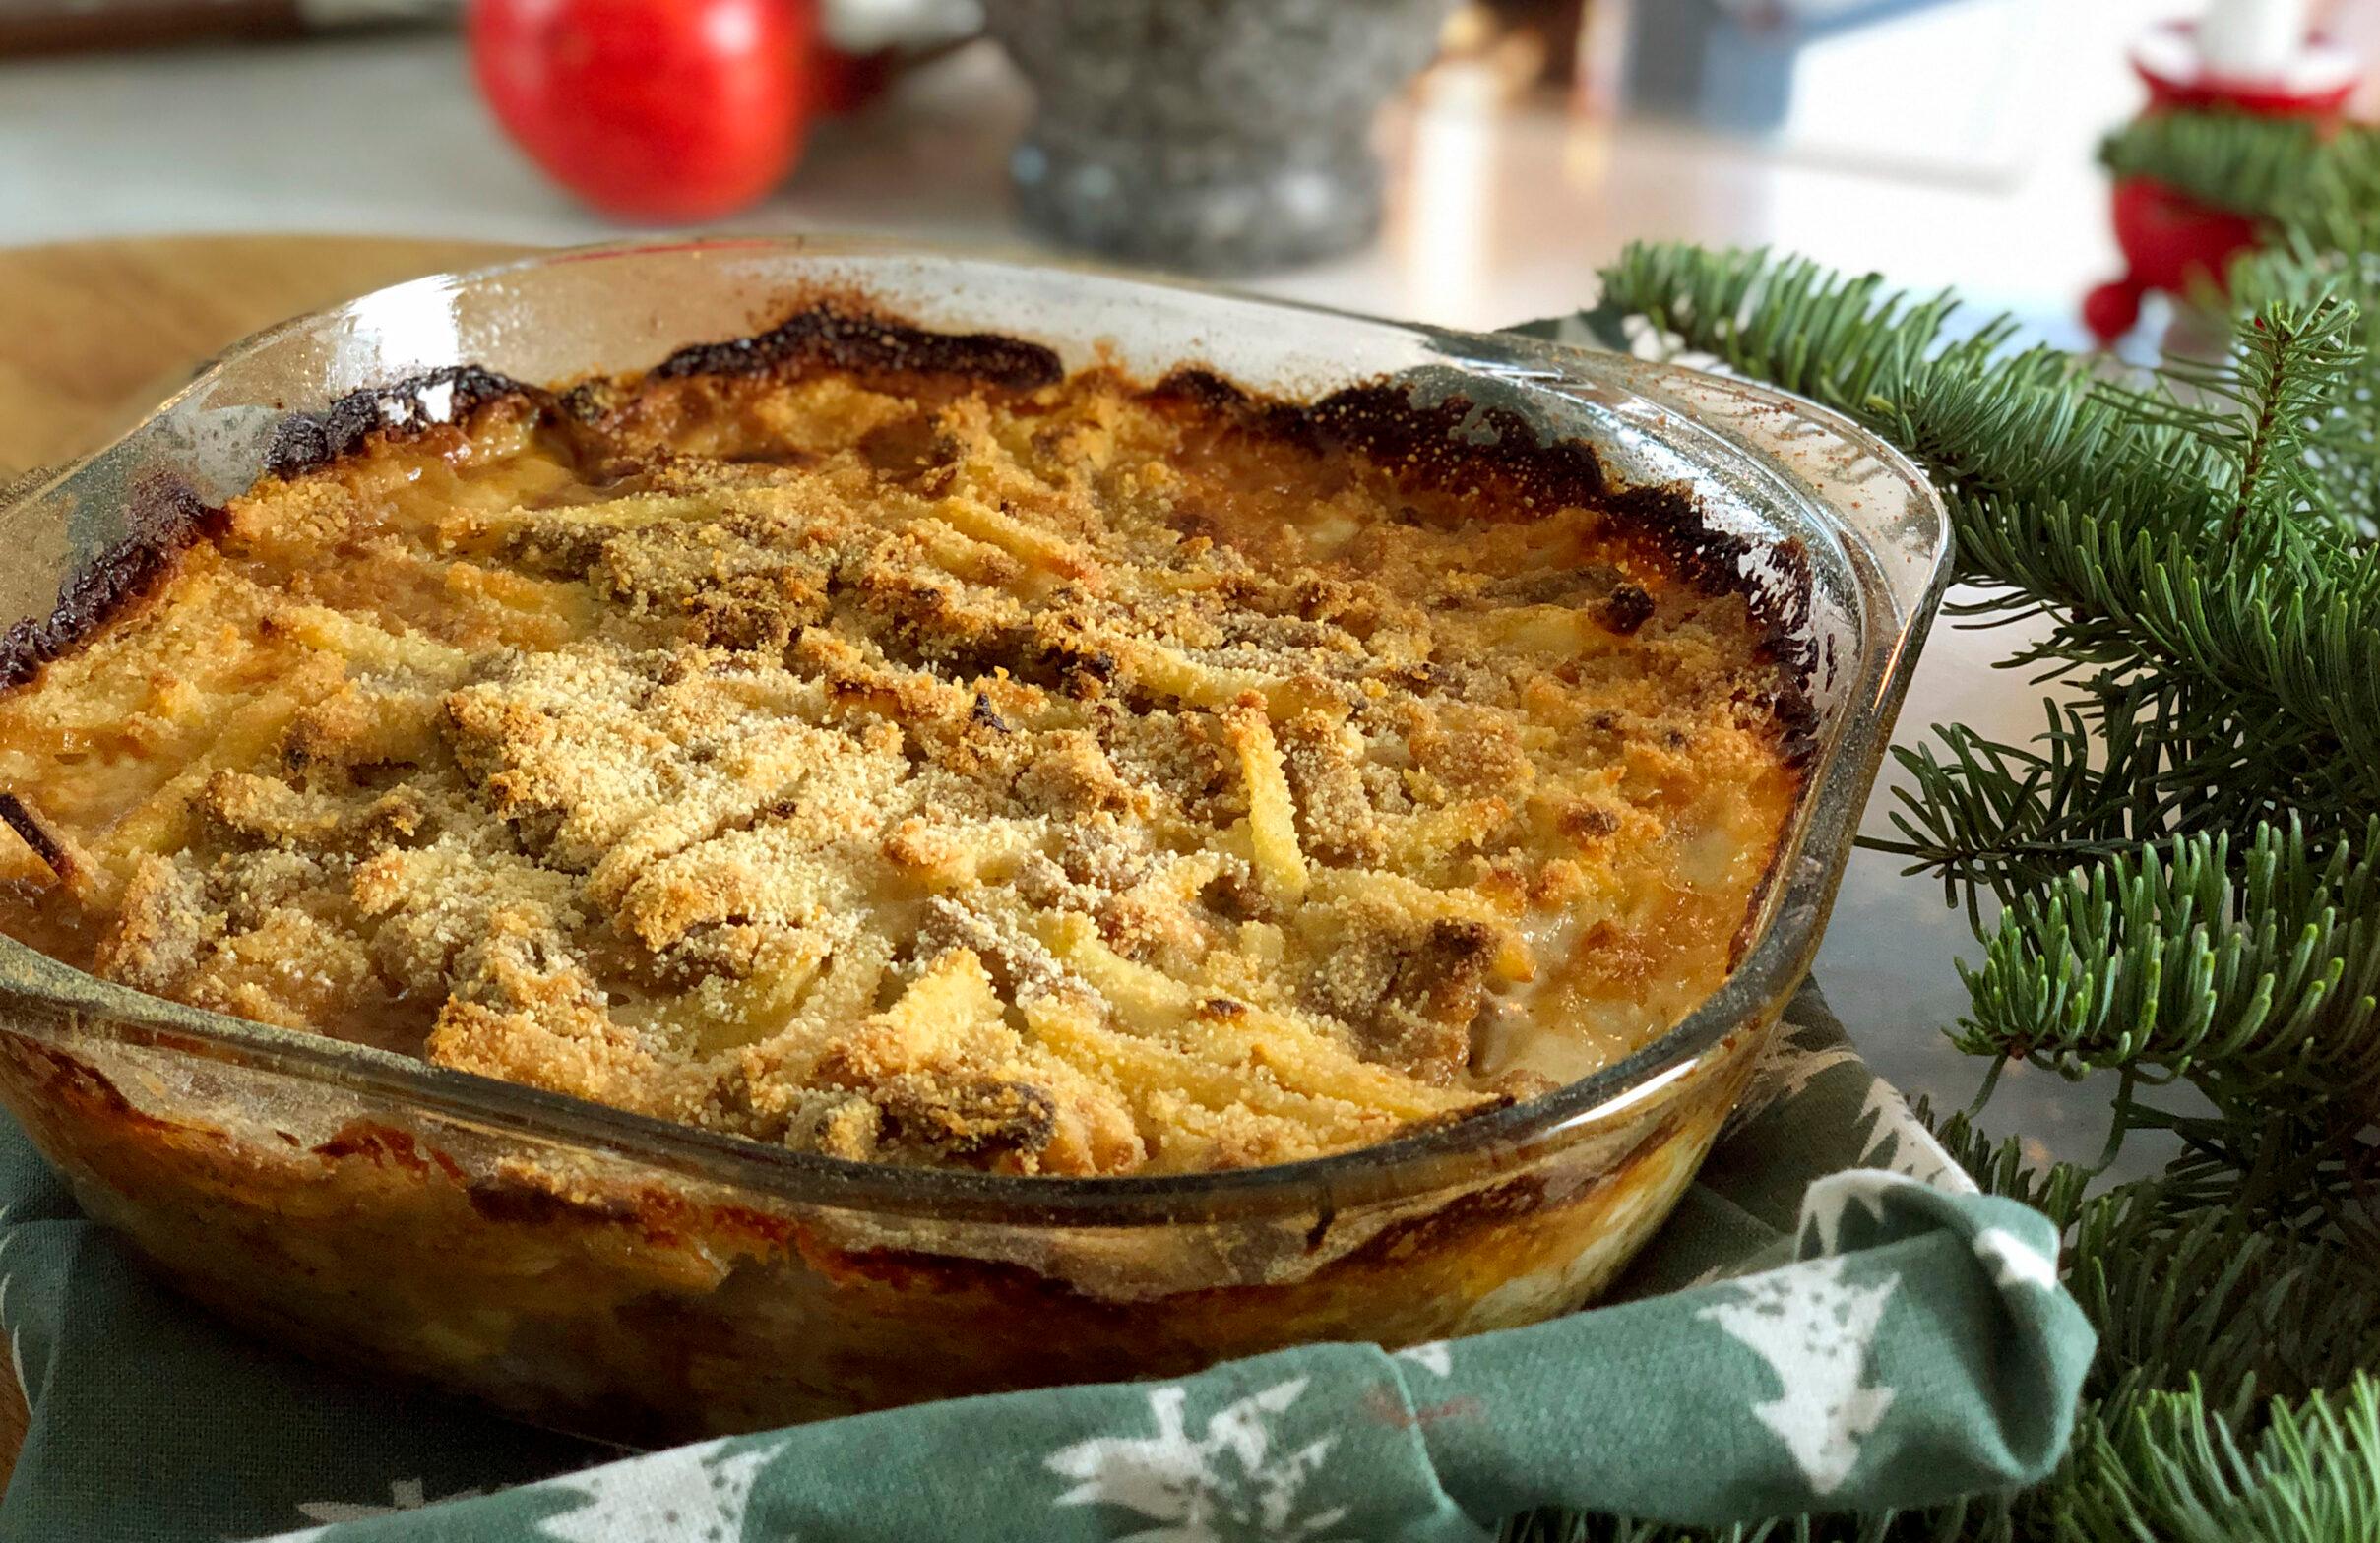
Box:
left=0, top=233, right=521, bottom=474
left=0, top=233, right=524, bottom=1491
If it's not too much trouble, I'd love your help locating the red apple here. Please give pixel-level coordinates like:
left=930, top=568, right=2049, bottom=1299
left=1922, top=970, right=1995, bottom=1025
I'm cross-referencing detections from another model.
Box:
left=470, top=0, right=814, bottom=222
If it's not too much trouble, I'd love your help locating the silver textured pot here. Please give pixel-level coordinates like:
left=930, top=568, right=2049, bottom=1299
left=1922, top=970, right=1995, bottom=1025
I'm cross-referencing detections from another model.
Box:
left=983, top=0, right=1458, bottom=274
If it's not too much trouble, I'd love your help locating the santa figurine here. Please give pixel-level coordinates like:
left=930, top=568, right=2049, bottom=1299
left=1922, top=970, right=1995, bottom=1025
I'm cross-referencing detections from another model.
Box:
left=2083, top=0, right=2362, bottom=345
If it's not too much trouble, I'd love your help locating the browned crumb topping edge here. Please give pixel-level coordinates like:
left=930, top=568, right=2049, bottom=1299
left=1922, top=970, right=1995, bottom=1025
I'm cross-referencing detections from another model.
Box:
left=0, top=302, right=1813, bottom=1178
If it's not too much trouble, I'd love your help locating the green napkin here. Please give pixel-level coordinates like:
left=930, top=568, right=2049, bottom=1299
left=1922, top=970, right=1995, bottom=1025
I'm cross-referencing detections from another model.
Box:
left=0, top=981, right=2091, bottom=1541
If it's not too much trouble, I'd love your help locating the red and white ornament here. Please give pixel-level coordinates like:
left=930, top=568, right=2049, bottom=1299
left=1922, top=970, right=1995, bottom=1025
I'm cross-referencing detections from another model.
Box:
left=2083, top=4, right=2360, bottom=345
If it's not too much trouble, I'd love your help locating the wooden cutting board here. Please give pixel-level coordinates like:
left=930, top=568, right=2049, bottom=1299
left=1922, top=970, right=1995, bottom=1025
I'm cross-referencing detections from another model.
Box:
left=0, top=233, right=530, bottom=1490
left=0, top=233, right=526, bottom=477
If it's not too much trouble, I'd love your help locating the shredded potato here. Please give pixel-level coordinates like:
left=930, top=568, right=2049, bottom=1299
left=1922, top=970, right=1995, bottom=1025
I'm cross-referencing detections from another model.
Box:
left=0, top=338, right=1805, bottom=1175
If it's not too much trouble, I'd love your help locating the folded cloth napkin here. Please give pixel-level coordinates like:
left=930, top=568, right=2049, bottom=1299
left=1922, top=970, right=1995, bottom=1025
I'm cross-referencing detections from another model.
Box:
left=0, top=981, right=2091, bottom=1541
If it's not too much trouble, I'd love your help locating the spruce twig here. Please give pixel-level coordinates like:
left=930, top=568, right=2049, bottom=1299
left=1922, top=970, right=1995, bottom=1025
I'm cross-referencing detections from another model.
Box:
left=1511, top=107, right=2380, bottom=1543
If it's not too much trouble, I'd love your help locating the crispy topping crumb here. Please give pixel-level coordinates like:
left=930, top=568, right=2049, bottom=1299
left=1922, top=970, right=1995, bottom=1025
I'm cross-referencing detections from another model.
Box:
left=0, top=349, right=1805, bottom=1175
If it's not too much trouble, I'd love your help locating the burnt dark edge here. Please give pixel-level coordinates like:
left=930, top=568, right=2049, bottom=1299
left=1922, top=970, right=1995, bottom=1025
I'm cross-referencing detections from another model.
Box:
left=628, top=313, right=1822, bottom=757
left=10, top=301, right=1822, bottom=782
left=265, top=365, right=536, bottom=481
left=1146, top=367, right=1824, bottom=765
left=0, top=476, right=220, bottom=688
left=649, top=306, right=1065, bottom=393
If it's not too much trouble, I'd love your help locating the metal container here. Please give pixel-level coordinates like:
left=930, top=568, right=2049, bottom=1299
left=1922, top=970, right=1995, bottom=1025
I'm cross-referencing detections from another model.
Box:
left=0, top=238, right=1948, bottom=1447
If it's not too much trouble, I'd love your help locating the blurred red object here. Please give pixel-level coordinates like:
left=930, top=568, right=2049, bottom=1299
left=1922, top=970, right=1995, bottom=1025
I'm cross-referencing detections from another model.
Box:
left=812, top=42, right=896, bottom=116
left=2084, top=19, right=2360, bottom=344
left=2083, top=181, right=2266, bottom=343
left=470, top=0, right=816, bottom=221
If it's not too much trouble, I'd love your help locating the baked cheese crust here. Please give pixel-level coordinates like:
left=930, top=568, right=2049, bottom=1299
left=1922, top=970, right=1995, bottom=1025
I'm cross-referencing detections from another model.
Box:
left=0, top=320, right=1807, bottom=1175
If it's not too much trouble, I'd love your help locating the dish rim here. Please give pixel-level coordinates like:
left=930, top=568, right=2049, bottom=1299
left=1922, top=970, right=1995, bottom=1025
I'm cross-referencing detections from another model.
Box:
left=0, top=235, right=1951, bottom=1226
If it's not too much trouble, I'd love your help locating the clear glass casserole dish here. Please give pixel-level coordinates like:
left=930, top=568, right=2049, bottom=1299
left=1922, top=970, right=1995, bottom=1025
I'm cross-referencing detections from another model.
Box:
left=0, top=238, right=1949, bottom=1446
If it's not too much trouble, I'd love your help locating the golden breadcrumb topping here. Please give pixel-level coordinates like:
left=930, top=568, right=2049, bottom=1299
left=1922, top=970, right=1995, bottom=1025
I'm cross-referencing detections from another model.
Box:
left=0, top=335, right=1805, bottom=1175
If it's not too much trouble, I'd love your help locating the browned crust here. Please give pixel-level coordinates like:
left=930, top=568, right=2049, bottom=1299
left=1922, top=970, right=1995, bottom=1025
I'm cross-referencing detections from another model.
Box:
left=0, top=476, right=220, bottom=689
left=645, top=306, right=1066, bottom=394
left=4, top=299, right=1820, bottom=760
left=263, top=364, right=535, bottom=481
left=611, top=317, right=1822, bottom=759
left=1, top=1035, right=185, bottom=1140
left=1726, top=842, right=1789, bottom=972
left=1143, top=367, right=1822, bottom=764
left=2, top=1024, right=1690, bottom=1301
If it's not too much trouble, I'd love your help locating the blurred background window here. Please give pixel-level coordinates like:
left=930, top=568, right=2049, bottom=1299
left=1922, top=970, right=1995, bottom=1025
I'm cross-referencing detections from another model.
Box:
left=1621, top=0, right=2044, bottom=175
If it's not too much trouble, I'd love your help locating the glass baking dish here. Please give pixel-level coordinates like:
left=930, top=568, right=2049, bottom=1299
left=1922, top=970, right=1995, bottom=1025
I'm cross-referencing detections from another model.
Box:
left=0, top=238, right=1948, bottom=1447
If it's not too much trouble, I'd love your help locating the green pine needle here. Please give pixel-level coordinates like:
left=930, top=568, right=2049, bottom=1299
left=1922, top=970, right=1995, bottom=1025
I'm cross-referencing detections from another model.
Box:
left=2097, top=112, right=2321, bottom=219
left=1508, top=111, right=2380, bottom=1543
left=1953, top=818, right=2380, bottom=1113
left=1596, top=243, right=2380, bottom=824
left=2062, top=1376, right=2380, bottom=1543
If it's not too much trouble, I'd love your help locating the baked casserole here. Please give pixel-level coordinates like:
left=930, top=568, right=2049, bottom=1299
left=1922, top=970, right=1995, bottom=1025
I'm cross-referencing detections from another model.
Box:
left=0, top=310, right=1806, bottom=1181
left=0, top=245, right=1947, bottom=1443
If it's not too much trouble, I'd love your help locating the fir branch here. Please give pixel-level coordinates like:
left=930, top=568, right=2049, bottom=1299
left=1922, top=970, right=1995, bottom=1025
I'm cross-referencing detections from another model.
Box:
left=2283, top=128, right=2380, bottom=253
left=1910, top=1103, right=2092, bottom=1230
left=1595, top=243, right=2230, bottom=524
left=2069, top=1189, right=2380, bottom=1412
left=2062, top=1376, right=2380, bottom=1543
left=1597, top=244, right=2380, bottom=862
left=1870, top=702, right=2166, bottom=919
left=2098, top=111, right=2380, bottom=248
left=2097, top=111, right=2321, bottom=218
left=1878, top=679, right=2372, bottom=914
left=1973, top=514, right=2380, bottom=808
left=2232, top=240, right=2380, bottom=540
left=1952, top=819, right=2380, bottom=1113
left=2103, top=110, right=2380, bottom=539
left=1541, top=175, right=2380, bottom=1541
left=2156, top=297, right=2364, bottom=532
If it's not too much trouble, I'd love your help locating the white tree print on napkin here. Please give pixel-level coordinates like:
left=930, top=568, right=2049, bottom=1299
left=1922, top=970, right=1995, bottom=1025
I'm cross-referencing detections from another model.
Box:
left=1393, top=1341, right=1454, bottom=1378
left=536, top=1439, right=780, bottom=1543
left=293, top=1477, right=486, bottom=1526
left=1801, top=1168, right=1915, bottom=1258
left=1730, top=1037, right=1863, bottom=1128
left=1697, top=1257, right=1901, bottom=1496
left=1972, top=1226, right=2058, bottom=1291
left=0, top=1229, right=31, bottom=1419
left=1045, top=1378, right=1352, bottom=1542
left=1853, top=1079, right=1976, bottom=1195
